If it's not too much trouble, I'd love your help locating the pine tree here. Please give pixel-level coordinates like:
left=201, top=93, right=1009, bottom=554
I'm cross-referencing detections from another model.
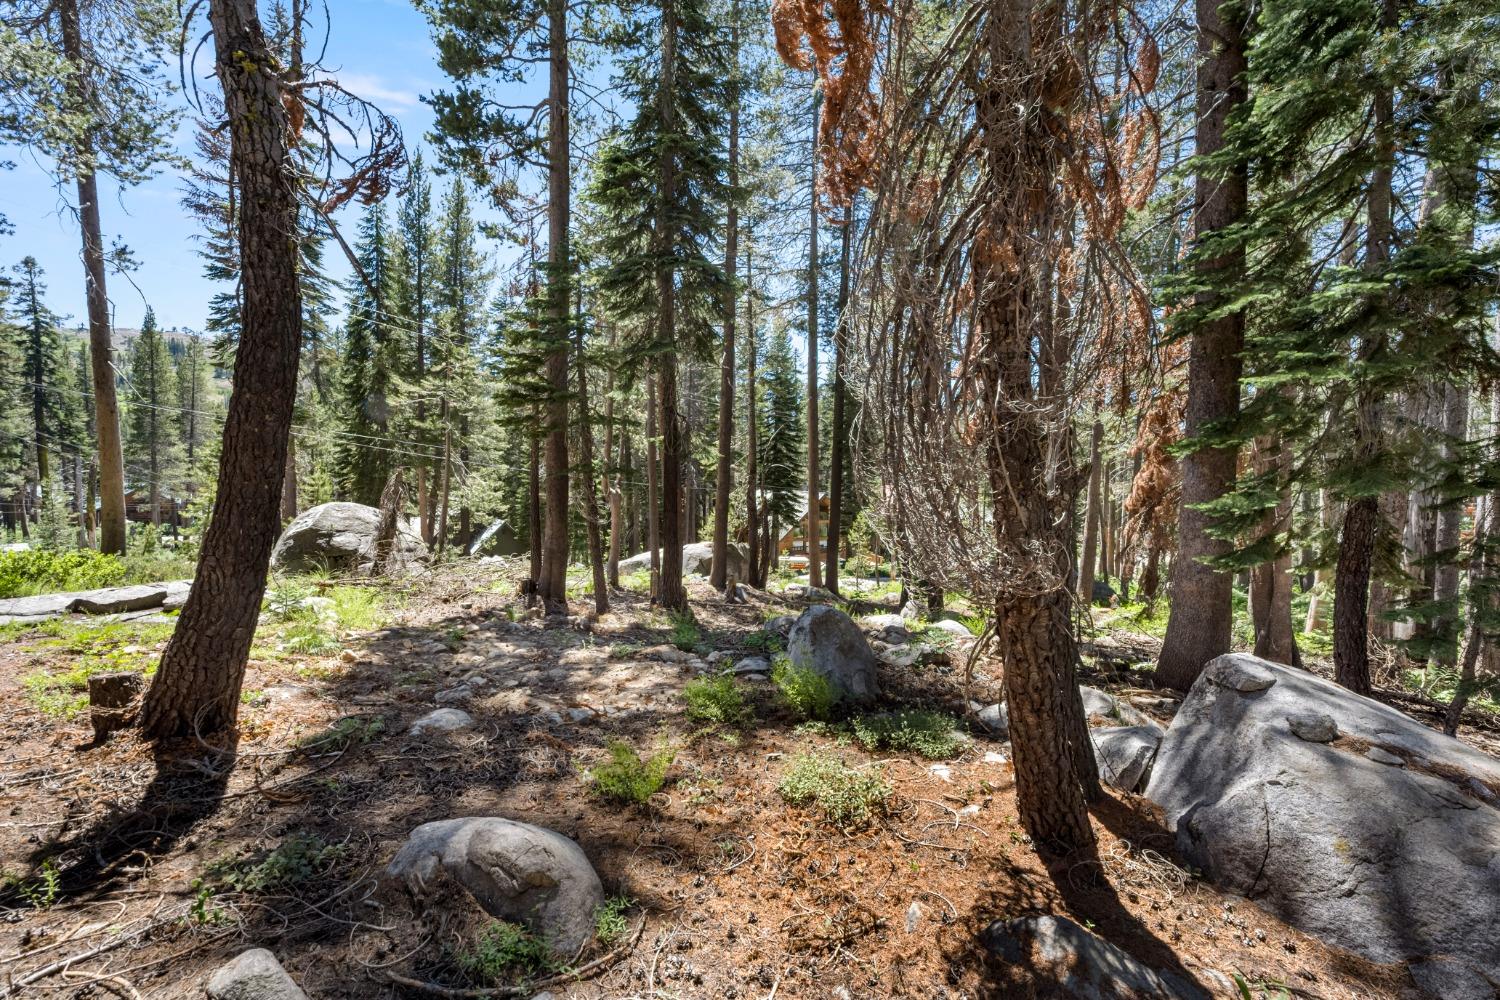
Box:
left=0, top=278, right=28, bottom=524
left=10, top=257, right=82, bottom=504
left=590, top=0, right=732, bottom=610
left=391, top=150, right=438, bottom=540
left=125, top=307, right=181, bottom=527
left=175, top=335, right=215, bottom=477
left=336, top=205, right=403, bottom=505
left=758, top=323, right=804, bottom=546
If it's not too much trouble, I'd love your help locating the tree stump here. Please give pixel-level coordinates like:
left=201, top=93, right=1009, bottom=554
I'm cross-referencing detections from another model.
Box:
left=88, top=671, right=144, bottom=741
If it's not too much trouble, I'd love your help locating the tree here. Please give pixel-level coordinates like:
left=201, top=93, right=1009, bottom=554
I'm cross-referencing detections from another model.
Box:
left=1, top=0, right=181, bottom=555
left=336, top=206, right=401, bottom=506
left=758, top=323, right=805, bottom=562
left=709, top=0, right=744, bottom=591
left=1154, top=0, right=1250, bottom=691
left=591, top=0, right=731, bottom=611
left=422, top=0, right=575, bottom=612
left=391, top=150, right=438, bottom=541
left=11, top=257, right=83, bottom=505
left=141, top=0, right=305, bottom=739
left=125, top=308, right=181, bottom=527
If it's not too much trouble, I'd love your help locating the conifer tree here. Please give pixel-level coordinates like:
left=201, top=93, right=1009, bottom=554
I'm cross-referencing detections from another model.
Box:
left=591, top=0, right=732, bottom=610
left=337, top=206, right=403, bottom=505
left=125, top=307, right=181, bottom=527
left=758, top=323, right=805, bottom=558
left=392, top=151, right=439, bottom=540
left=11, top=257, right=82, bottom=503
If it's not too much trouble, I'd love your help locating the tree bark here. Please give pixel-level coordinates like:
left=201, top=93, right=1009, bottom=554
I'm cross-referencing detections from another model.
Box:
left=279, top=441, right=297, bottom=523
left=1334, top=0, right=1395, bottom=696
left=1155, top=0, right=1249, bottom=691
left=537, top=0, right=571, bottom=614
left=526, top=420, right=541, bottom=605
left=646, top=372, right=661, bottom=598
left=59, top=0, right=128, bottom=557
left=1250, top=431, right=1298, bottom=664
left=709, top=2, right=740, bottom=592
left=575, top=321, right=607, bottom=613
left=141, top=0, right=302, bottom=739
left=805, top=94, right=822, bottom=591
left=1078, top=418, right=1102, bottom=606
left=825, top=206, right=851, bottom=593
left=745, top=242, right=762, bottom=589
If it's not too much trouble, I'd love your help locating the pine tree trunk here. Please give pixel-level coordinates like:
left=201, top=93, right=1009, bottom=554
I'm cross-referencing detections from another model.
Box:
left=659, top=353, right=687, bottom=612
left=745, top=243, right=762, bottom=590
left=1334, top=1, right=1395, bottom=697
left=279, top=442, right=297, bottom=524
left=538, top=0, right=571, bottom=614
left=1155, top=0, right=1249, bottom=691
left=652, top=2, right=685, bottom=613
left=1304, top=488, right=1333, bottom=632
left=1078, top=419, right=1102, bottom=606
left=1432, top=382, right=1467, bottom=666
left=526, top=422, right=541, bottom=606
left=825, top=207, right=851, bottom=594
left=1250, top=433, right=1298, bottom=664
left=646, top=373, right=661, bottom=599
left=141, top=0, right=301, bottom=739
left=709, top=5, right=740, bottom=591
left=574, top=323, right=607, bottom=613
left=60, top=0, right=128, bottom=557
left=805, top=95, right=822, bottom=591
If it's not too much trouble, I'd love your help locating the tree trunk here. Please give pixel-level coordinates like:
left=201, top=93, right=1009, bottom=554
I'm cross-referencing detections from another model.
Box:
left=526, top=420, right=541, bottom=605
left=709, top=3, right=740, bottom=591
left=1334, top=0, right=1395, bottom=696
left=141, top=0, right=302, bottom=739
left=646, top=372, right=661, bottom=599
left=1446, top=383, right=1499, bottom=735
left=279, top=441, right=297, bottom=524
left=659, top=354, right=687, bottom=612
left=825, top=205, right=851, bottom=594
left=1431, top=382, right=1467, bottom=666
left=1304, top=488, right=1333, bottom=632
left=745, top=242, right=762, bottom=589
left=805, top=95, right=822, bottom=591
left=1078, top=418, right=1102, bottom=606
left=537, top=0, right=571, bottom=614
left=59, top=0, right=128, bottom=557
left=1155, top=0, right=1249, bottom=691
left=574, top=322, right=607, bottom=613
left=1250, top=432, right=1298, bottom=665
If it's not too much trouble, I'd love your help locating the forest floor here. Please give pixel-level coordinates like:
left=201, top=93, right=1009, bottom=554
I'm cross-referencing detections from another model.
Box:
left=1, top=560, right=1493, bottom=999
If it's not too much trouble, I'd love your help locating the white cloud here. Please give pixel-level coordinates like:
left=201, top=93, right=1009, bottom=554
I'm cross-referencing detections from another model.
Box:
left=325, top=71, right=424, bottom=111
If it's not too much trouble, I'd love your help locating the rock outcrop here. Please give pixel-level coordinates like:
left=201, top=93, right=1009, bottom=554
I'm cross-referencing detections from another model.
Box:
left=271, top=502, right=426, bottom=574
left=1146, top=653, right=1500, bottom=999
left=982, top=914, right=1206, bottom=999
left=786, top=605, right=879, bottom=704
left=205, top=949, right=309, bottom=1000
left=386, top=817, right=604, bottom=954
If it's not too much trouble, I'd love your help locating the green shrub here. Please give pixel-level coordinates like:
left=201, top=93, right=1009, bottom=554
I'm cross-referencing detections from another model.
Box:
left=682, top=674, right=749, bottom=725
left=0, top=549, right=126, bottom=598
left=327, top=585, right=385, bottom=630
left=852, top=710, right=966, bottom=759
left=669, top=610, right=700, bottom=651
left=777, top=752, right=891, bottom=826
left=206, top=834, right=347, bottom=893
left=772, top=655, right=836, bottom=721
left=586, top=740, right=674, bottom=804
left=3, top=858, right=60, bottom=909
left=594, top=894, right=633, bottom=945
left=23, top=645, right=157, bottom=719
left=456, top=920, right=559, bottom=983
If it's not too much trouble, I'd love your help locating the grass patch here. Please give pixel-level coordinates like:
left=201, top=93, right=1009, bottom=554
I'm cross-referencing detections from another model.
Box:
left=852, top=710, right=966, bottom=759
left=205, top=833, right=347, bottom=894
left=586, top=739, right=674, bottom=805
left=772, top=655, right=836, bottom=721
left=456, top=920, right=560, bottom=984
left=669, top=610, right=700, bottom=651
left=777, top=752, right=891, bottom=827
left=22, top=644, right=158, bottom=719
left=621, top=568, right=651, bottom=592
left=682, top=674, right=749, bottom=726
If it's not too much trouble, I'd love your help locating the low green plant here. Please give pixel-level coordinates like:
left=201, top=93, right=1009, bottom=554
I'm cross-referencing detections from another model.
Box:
left=22, top=646, right=157, bottom=719
left=682, top=674, right=749, bottom=725
left=621, top=568, right=651, bottom=592
left=777, top=752, right=891, bottom=826
left=280, top=621, right=341, bottom=655
left=594, top=894, right=633, bottom=945
left=456, top=920, right=560, bottom=983
left=586, top=740, right=674, bottom=804
left=327, top=585, right=385, bottom=631
left=668, top=610, right=700, bottom=651
left=298, top=715, right=386, bottom=752
left=5, top=858, right=61, bottom=909
left=772, top=655, right=836, bottom=721
left=0, top=549, right=126, bottom=598
left=852, top=710, right=966, bottom=759
left=206, top=833, right=347, bottom=893
left=188, top=878, right=228, bottom=925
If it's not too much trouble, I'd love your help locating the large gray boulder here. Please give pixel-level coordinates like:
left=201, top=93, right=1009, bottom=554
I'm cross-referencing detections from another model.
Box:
left=72, top=584, right=170, bottom=614
left=271, top=502, right=425, bottom=575
left=206, top=949, right=308, bottom=1000
left=982, top=914, right=1206, bottom=1000
left=386, top=817, right=604, bottom=954
left=618, top=542, right=750, bottom=580
left=786, top=605, right=879, bottom=704
left=1090, top=726, right=1160, bottom=792
left=1146, top=653, right=1500, bottom=999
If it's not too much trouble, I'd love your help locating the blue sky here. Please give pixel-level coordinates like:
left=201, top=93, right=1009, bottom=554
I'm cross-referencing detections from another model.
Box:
left=0, top=0, right=445, bottom=333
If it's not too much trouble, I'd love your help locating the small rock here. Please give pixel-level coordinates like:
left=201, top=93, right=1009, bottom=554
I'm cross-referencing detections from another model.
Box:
left=982, top=914, right=1206, bottom=1000
left=905, top=901, right=924, bottom=933
left=706, top=650, right=730, bottom=664
left=731, top=656, right=770, bottom=675
left=924, top=618, right=974, bottom=640
left=206, top=948, right=308, bottom=1000
left=435, top=684, right=475, bottom=705
left=982, top=750, right=1008, bottom=764
left=929, top=764, right=953, bottom=783
left=565, top=707, right=595, bottom=723
left=1365, top=746, right=1404, bottom=766
left=339, top=649, right=358, bottom=664
left=409, top=708, right=473, bottom=737
left=900, top=600, right=922, bottom=621
left=977, top=702, right=1009, bottom=738
left=742, top=673, right=769, bottom=683
left=1202, top=653, right=1278, bottom=692
left=1286, top=711, right=1338, bottom=743
left=785, top=605, right=879, bottom=704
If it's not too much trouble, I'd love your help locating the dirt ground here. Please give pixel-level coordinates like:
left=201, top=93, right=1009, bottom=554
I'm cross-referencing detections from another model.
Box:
left=0, top=560, right=1478, bottom=999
